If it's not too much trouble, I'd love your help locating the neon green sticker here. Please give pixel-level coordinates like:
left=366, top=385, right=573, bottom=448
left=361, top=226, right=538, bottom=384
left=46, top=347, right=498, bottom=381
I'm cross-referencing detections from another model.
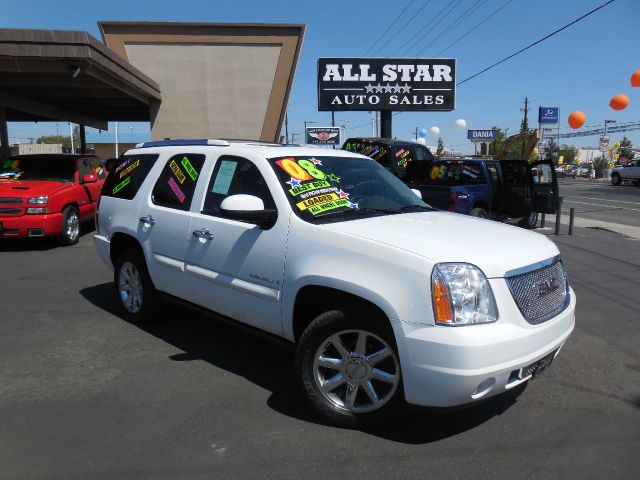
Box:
left=181, top=156, right=198, bottom=181
left=288, top=180, right=331, bottom=196
left=112, top=176, right=131, bottom=195
left=308, top=198, right=350, bottom=215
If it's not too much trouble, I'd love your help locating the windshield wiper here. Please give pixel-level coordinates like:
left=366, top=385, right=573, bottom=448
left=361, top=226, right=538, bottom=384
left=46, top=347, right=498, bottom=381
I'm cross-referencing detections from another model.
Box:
left=315, top=206, right=400, bottom=218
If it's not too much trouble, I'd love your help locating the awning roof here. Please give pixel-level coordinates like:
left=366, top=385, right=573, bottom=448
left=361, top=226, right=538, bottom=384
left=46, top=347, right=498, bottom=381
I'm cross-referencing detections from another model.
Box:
left=0, top=28, right=162, bottom=129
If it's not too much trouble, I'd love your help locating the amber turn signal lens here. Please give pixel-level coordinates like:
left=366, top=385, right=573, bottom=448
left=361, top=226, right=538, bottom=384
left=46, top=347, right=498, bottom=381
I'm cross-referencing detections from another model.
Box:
left=432, top=275, right=453, bottom=324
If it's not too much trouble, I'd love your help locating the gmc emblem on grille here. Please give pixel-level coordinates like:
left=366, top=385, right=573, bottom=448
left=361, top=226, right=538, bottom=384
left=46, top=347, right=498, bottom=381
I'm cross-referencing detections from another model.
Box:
left=536, top=277, right=560, bottom=297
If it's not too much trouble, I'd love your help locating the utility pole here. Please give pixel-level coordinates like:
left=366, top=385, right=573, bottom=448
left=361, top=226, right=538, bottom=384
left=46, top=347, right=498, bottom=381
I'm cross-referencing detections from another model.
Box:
left=520, top=97, right=529, bottom=160
left=304, top=121, right=315, bottom=145
left=285, top=112, right=289, bottom=144
left=291, top=132, right=299, bottom=144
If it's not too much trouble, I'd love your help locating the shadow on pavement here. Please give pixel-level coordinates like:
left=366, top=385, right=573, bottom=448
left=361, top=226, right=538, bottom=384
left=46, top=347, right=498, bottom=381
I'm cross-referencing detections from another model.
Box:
left=0, top=223, right=95, bottom=252
left=79, top=281, right=527, bottom=444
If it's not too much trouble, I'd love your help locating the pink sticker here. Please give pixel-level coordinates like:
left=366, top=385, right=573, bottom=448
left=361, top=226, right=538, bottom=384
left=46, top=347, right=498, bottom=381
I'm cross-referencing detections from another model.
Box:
left=168, top=177, right=186, bottom=202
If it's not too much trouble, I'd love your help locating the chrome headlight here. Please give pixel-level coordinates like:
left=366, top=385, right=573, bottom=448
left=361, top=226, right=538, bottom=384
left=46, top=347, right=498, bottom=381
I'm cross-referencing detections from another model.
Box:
left=28, top=196, right=49, bottom=204
left=431, top=263, right=498, bottom=326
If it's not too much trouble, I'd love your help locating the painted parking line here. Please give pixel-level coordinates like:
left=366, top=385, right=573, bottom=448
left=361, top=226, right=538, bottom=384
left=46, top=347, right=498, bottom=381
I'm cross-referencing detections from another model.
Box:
left=563, top=200, right=640, bottom=212
left=563, top=195, right=640, bottom=206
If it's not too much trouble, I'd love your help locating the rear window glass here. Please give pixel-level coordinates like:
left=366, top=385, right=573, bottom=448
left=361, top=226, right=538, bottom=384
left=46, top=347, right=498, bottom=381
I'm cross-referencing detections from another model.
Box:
left=0, top=156, right=76, bottom=182
left=102, top=154, right=159, bottom=200
left=423, top=161, right=486, bottom=185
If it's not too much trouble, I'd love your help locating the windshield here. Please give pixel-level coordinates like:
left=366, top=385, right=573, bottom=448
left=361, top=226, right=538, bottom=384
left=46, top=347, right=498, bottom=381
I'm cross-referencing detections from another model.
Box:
left=269, top=155, right=432, bottom=223
left=0, top=156, right=76, bottom=182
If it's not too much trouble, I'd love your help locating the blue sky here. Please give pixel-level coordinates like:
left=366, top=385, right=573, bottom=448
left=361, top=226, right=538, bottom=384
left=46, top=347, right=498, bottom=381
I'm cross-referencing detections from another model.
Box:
left=3, top=0, right=639, bottom=153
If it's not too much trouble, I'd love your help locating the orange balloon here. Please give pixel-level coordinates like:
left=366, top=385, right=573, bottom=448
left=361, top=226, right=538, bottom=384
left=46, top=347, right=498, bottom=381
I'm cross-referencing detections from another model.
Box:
left=631, top=69, right=640, bottom=87
left=610, top=94, right=630, bottom=110
left=568, top=111, right=586, bottom=129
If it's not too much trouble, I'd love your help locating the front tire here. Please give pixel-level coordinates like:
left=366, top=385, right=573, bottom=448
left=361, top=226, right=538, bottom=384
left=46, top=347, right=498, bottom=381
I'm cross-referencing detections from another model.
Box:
left=518, top=211, right=539, bottom=229
left=58, top=205, right=80, bottom=245
left=114, top=249, right=157, bottom=323
left=611, top=173, right=622, bottom=186
left=295, top=309, right=403, bottom=427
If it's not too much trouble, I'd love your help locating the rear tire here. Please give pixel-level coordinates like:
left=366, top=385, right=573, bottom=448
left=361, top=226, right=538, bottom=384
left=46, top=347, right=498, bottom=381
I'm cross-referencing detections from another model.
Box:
left=114, top=249, right=157, bottom=324
left=58, top=205, right=80, bottom=246
left=611, top=173, right=622, bottom=186
left=471, top=207, right=488, bottom=219
left=518, top=211, right=538, bottom=229
left=295, top=308, right=404, bottom=428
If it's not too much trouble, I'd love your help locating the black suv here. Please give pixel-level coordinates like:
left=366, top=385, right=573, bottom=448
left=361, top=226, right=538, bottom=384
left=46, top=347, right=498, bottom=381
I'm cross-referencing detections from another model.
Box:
left=342, top=137, right=434, bottom=178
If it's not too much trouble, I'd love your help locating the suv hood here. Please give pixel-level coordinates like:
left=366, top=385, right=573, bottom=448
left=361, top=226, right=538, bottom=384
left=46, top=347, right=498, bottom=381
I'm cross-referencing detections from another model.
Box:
left=323, top=211, right=559, bottom=278
left=0, top=179, right=70, bottom=198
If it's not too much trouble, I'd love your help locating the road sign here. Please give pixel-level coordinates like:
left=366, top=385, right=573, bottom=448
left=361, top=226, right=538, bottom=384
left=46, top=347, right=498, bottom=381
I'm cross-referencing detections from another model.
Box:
left=599, top=135, right=610, bottom=153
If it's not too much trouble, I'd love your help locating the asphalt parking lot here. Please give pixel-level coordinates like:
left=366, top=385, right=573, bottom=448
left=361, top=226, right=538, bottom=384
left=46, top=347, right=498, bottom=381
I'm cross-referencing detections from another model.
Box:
left=1, top=199, right=639, bottom=479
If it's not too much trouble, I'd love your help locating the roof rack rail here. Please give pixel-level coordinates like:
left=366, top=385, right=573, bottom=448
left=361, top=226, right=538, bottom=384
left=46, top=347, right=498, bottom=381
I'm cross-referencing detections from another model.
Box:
left=134, top=139, right=230, bottom=148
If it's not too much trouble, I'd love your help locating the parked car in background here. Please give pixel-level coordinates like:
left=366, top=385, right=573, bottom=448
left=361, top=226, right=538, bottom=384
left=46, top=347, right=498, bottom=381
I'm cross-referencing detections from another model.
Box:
left=343, top=138, right=558, bottom=229
left=611, top=160, right=640, bottom=186
left=342, top=137, right=434, bottom=178
left=94, top=139, right=575, bottom=427
left=0, top=154, right=106, bottom=244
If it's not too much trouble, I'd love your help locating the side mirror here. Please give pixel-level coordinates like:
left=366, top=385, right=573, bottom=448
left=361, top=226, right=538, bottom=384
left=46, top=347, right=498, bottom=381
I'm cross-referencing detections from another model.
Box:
left=220, top=194, right=277, bottom=229
left=411, top=188, right=422, bottom=199
left=82, top=173, right=97, bottom=183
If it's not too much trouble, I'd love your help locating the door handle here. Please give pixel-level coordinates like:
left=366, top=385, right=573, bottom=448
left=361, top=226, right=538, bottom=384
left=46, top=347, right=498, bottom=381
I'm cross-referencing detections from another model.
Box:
left=193, top=228, right=214, bottom=241
left=139, top=215, right=156, bottom=226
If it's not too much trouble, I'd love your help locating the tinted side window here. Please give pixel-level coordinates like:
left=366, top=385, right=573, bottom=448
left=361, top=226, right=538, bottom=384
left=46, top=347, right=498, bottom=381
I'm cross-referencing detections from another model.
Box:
left=424, top=160, right=486, bottom=185
left=78, top=159, right=93, bottom=178
left=151, top=154, right=206, bottom=211
left=102, top=154, right=159, bottom=200
left=203, top=156, right=275, bottom=217
left=88, top=157, right=106, bottom=179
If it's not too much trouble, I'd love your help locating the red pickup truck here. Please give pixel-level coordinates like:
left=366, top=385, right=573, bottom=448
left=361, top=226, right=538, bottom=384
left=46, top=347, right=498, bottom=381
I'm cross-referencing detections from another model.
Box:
left=0, top=154, right=106, bottom=245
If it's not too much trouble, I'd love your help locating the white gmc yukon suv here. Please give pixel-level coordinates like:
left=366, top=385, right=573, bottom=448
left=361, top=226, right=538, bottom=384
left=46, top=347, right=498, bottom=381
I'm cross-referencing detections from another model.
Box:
left=94, top=140, right=575, bottom=427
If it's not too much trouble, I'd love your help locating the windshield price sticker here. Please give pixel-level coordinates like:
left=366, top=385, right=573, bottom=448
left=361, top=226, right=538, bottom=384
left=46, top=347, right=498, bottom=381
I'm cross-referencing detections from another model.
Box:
left=288, top=179, right=331, bottom=196
left=119, top=159, right=139, bottom=179
left=181, top=156, right=199, bottom=181
left=169, top=159, right=186, bottom=184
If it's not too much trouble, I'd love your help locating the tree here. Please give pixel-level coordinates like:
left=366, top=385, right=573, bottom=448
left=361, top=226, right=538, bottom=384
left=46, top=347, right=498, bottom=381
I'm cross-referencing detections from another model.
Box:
left=488, top=126, right=505, bottom=156
left=559, top=144, right=578, bottom=165
left=618, top=136, right=635, bottom=162
left=544, top=138, right=560, bottom=163
left=436, top=137, right=444, bottom=157
left=36, top=135, right=70, bottom=146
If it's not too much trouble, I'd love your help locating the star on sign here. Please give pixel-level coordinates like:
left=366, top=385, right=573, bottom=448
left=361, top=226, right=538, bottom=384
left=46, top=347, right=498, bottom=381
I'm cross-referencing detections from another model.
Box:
left=337, top=189, right=349, bottom=199
left=327, top=173, right=341, bottom=183
left=286, top=177, right=301, bottom=188
left=402, top=83, right=411, bottom=93
left=364, top=84, right=375, bottom=94
left=373, top=84, right=383, bottom=94
left=310, top=157, right=322, bottom=165
left=392, top=84, right=402, bottom=93
left=348, top=202, right=359, bottom=209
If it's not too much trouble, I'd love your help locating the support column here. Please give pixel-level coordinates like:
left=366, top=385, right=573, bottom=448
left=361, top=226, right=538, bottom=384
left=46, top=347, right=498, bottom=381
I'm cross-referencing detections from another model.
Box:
left=0, top=107, right=9, bottom=162
left=380, top=110, right=392, bottom=138
left=80, top=125, right=86, bottom=154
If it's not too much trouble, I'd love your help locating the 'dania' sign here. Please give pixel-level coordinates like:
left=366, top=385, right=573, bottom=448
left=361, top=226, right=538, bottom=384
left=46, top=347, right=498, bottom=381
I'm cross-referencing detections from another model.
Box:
left=317, top=58, right=456, bottom=112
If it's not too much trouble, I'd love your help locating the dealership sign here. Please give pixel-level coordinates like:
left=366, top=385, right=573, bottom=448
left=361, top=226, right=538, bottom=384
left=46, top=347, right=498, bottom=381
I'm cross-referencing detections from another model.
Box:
left=539, top=106, right=559, bottom=124
left=467, top=129, right=498, bottom=142
left=599, top=135, right=610, bottom=153
left=305, top=127, right=341, bottom=146
left=317, top=58, right=456, bottom=111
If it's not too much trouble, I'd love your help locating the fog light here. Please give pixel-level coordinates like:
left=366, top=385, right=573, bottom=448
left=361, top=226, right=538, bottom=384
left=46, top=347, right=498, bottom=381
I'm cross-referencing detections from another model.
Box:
left=26, top=207, right=47, bottom=214
left=471, top=377, right=496, bottom=399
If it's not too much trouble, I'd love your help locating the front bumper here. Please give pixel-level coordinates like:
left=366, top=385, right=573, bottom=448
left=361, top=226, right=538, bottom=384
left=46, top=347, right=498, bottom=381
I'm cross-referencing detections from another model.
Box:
left=0, top=212, right=63, bottom=238
left=94, top=234, right=112, bottom=269
left=393, top=286, right=576, bottom=407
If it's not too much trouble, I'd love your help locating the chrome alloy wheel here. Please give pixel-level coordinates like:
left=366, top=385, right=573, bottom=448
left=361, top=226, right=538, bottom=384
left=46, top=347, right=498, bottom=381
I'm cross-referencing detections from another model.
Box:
left=118, top=261, right=143, bottom=314
left=66, top=210, right=79, bottom=241
left=313, top=329, right=400, bottom=413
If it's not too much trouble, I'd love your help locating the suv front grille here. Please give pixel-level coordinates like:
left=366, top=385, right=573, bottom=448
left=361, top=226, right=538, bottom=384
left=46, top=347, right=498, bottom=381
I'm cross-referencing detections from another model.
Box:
left=0, top=197, right=24, bottom=204
left=506, top=258, right=569, bottom=324
left=0, top=208, right=22, bottom=216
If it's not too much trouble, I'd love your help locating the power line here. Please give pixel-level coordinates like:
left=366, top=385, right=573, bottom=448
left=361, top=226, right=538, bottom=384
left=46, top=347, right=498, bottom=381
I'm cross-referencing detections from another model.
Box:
left=370, top=0, right=435, bottom=57
left=435, top=0, right=514, bottom=56
left=389, top=0, right=464, bottom=57
left=416, top=0, right=488, bottom=56
left=457, top=0, right=616, bottom=86
left=363, top=0, right=416, bottom=56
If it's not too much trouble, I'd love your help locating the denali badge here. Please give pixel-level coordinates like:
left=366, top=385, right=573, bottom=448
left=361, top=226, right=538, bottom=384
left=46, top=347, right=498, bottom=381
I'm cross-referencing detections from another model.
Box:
left=537, top=277, right=560, bottom=297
